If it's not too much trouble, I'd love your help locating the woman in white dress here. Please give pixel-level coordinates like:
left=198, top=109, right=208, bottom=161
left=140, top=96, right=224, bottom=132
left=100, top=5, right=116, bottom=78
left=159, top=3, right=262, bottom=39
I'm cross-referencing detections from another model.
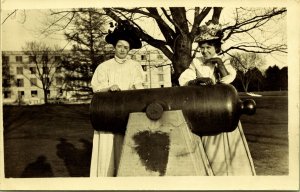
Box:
left=179, top=21, right=256, bottom=175
left=90, top=22, right=144, bottom=177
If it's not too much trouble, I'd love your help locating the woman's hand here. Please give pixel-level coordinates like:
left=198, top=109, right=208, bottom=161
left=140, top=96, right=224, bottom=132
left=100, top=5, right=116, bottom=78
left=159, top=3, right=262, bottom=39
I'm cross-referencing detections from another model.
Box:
left=205, top=57, right=229, bottom=77
left=134, top=83, right=144, bottom=90
left=109, top=85, right=121, bottom=92
left=219, top=75, right=232, bottom=84
left=188, top=77, right=213, bottom=86
left=204, top=57, right=223, bottom=66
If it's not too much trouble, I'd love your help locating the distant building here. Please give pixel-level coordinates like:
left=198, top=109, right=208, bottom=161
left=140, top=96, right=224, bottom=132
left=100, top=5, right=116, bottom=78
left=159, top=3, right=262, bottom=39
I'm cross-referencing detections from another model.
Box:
left=2, top=48, right=172, bottom=105
left=130, top=49, right=172, bottom=88
left=2, top=51, right=70, bottom=105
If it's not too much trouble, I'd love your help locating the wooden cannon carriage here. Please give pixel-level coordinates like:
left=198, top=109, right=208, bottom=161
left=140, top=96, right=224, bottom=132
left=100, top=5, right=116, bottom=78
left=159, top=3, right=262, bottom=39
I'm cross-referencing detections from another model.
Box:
left=90, top=84, right=256, bottom=176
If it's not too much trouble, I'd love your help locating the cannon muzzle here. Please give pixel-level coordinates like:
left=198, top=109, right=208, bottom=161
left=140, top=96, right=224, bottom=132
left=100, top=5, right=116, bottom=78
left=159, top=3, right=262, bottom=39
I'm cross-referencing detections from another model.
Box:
left=90, top=84, right=255, bottom=136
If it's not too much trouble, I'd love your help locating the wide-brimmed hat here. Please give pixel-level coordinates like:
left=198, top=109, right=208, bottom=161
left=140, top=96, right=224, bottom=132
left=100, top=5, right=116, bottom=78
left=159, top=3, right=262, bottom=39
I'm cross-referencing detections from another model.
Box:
left=194, top=21, right=223, bottom=43
left=105, top=21, right=142, bottom=49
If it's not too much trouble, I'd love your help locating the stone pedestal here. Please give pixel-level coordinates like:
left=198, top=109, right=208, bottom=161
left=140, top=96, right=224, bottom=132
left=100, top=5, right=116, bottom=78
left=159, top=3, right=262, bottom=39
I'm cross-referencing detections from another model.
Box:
left=117, top=110, right=212, bottom=176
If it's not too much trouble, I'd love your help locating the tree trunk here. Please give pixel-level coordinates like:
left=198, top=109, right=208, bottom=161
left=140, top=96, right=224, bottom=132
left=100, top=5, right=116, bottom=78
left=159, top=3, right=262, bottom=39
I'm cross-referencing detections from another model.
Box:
left=240, top=76, right=247, bottom=92
left=171, top=34, right=193, bottom=85
left=241, top=81, right=247, bottom=92
left=43, top=88, right=48, bottom=104
left=245, top=81, right=250, bottom=92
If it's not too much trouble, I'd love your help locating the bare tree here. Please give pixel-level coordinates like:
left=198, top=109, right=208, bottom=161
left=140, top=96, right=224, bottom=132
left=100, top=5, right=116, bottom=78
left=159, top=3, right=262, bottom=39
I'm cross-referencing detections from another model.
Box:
left=1, top=9, right=27, bottom=24
left=101, top=7, right=286, bottom=84
left=230, top=52, right=265, bottom=92
left=22, top=41, right=63, bottom=104
left=8, top=7, right=286, bottom=85
left=2, top=53, right=15, bottom=98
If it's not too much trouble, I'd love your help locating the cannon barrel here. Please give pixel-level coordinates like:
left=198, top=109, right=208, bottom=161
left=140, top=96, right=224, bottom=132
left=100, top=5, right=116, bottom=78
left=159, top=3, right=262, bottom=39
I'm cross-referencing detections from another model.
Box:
left=90, top=84, right=255, bottom=136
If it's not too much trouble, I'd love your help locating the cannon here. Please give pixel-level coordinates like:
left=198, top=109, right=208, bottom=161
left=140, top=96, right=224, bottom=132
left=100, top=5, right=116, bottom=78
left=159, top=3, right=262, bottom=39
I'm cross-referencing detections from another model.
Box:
left=90, top=84, right=255, bottom=136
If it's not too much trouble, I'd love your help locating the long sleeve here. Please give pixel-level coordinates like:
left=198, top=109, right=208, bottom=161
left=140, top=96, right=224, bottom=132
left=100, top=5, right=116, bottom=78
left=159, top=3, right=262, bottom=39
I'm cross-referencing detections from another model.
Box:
left=219, top=58, right=236, bottom=84
left=178, top=62, right=197, bottom=86
left=179, top=56, right=236, bottom=86
left=91, top=64, right=109, bottom=92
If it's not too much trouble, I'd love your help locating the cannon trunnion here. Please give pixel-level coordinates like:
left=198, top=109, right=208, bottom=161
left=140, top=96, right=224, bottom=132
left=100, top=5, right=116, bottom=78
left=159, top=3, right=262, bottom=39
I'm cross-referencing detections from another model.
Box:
left=90, top=84, right=255, bottom=136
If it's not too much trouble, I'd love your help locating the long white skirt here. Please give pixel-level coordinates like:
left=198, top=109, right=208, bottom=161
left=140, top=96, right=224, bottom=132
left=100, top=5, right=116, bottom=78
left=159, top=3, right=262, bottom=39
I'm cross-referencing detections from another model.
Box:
left=90, top=132, right=124, bottom=177
left=90, top=121, right=255, bottom=176
left=200, top=122, right=256, bottom=175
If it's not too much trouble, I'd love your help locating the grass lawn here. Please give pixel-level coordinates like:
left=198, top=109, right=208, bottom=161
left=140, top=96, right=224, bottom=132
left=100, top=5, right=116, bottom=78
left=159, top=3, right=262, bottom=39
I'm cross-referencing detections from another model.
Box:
left=240, top=91, right=288, bottom=175
left=2, top=91, right=288, bottom=177
left=3, top=104, right=94, bottom=177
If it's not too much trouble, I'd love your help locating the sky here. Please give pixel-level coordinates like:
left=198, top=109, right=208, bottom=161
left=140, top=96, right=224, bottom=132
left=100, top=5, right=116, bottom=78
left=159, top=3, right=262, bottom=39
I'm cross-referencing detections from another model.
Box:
left=1, top=10, right=71, bottom=51
left=1, top=7, right=288, bottom=70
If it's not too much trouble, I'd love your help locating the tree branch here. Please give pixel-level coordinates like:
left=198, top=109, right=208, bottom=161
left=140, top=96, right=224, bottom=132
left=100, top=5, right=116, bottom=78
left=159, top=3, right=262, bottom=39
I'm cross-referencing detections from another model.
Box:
left=146, top=8, right=176, bottom=44
left=2, top=9, right=18, bottom=24
left=191, top=7, right=212, bottom=36
left=169, top=7, right=189, bottom=35
left=212, top=7, right=223, bottom=24
left=223, top=8, right=286, bottom=41
left=223, top=44, right=287, bottom=54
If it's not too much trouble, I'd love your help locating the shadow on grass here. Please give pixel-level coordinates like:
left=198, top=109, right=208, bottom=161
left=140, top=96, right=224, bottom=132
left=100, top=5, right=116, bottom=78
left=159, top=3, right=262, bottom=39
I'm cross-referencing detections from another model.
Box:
left=56, top=138, right=92, bottom=177
left=21, top=155, right=54, bottom=178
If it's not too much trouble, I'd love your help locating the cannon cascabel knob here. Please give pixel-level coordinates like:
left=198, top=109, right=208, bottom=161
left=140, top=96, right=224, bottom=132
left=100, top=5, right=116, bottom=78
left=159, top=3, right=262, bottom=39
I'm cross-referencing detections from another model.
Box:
left=240, top=99, right=256, bottom=115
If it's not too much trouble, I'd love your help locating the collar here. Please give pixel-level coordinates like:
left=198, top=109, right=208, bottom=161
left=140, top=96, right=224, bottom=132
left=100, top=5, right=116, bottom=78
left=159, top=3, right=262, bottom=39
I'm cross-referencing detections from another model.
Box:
left=114, top=56, right=127, bottom=64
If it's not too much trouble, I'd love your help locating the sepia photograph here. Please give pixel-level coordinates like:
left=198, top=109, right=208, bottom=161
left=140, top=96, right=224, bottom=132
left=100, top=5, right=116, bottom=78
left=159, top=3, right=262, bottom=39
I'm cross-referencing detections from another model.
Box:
left=0, top=0, right=299, bottom=190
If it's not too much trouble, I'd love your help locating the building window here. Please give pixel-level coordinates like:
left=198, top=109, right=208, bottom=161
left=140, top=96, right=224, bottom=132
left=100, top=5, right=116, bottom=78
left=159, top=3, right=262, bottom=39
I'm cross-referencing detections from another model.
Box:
left=2, top=56, right=9, bottom=64
left=29, top=56, right=36, bottom=63
left=157, top=54, right=163, bottom=59
left=16, top=79, right=24, bottom=87
left=3, top=91, right=11, bottom=98
left=56, top=77, right=63, bottom=86
left=30, top=67, right=36, bottom=74
left=141, top=55, right=146, bottom=60
left=16, top=56, right=23, bottom=62
left=31, top=90, right=38, bottom=97
left=158, top=66, right=163, bottom=72
left=3, top=79, right=10, bottom=87
left=142, top=65, right=147, bottom=71
left=18, top=91, right=25, bottom=97
left=17, top=67, right=23, bottom=74
left=54, top=56, right=61, bottom=62
left=30, top=78, right=37, bottom=86
left=43, top=67, right=49, bottom=74
left=158, top=74, right=164, bottom=81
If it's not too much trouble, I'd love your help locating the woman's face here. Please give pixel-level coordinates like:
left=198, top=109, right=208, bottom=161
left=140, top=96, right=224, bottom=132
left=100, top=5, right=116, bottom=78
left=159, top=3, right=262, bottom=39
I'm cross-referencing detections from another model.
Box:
left=115, top=40, right=130, bottom=59
left=200, top=43, right=216, bottom=60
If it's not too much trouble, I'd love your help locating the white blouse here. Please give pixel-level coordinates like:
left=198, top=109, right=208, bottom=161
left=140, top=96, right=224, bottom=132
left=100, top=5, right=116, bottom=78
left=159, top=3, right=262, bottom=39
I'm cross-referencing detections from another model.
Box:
left=179, top=55, right=236, bottom=86
left=91, top=57, right=144, bottom=92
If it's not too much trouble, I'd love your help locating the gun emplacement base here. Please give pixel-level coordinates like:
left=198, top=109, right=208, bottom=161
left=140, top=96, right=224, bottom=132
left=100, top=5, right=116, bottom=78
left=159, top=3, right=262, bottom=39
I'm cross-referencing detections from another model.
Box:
left=90, top=111, right=256, bottom=177
left=117, top=110, right=212, bottom=176
left=89, top=85, right=257, bottom=176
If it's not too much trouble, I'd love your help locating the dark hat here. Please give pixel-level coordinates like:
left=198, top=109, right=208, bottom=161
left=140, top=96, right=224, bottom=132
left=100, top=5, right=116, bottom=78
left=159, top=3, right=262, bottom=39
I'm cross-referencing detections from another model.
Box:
left=105, top=21, right=142, bottom=49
